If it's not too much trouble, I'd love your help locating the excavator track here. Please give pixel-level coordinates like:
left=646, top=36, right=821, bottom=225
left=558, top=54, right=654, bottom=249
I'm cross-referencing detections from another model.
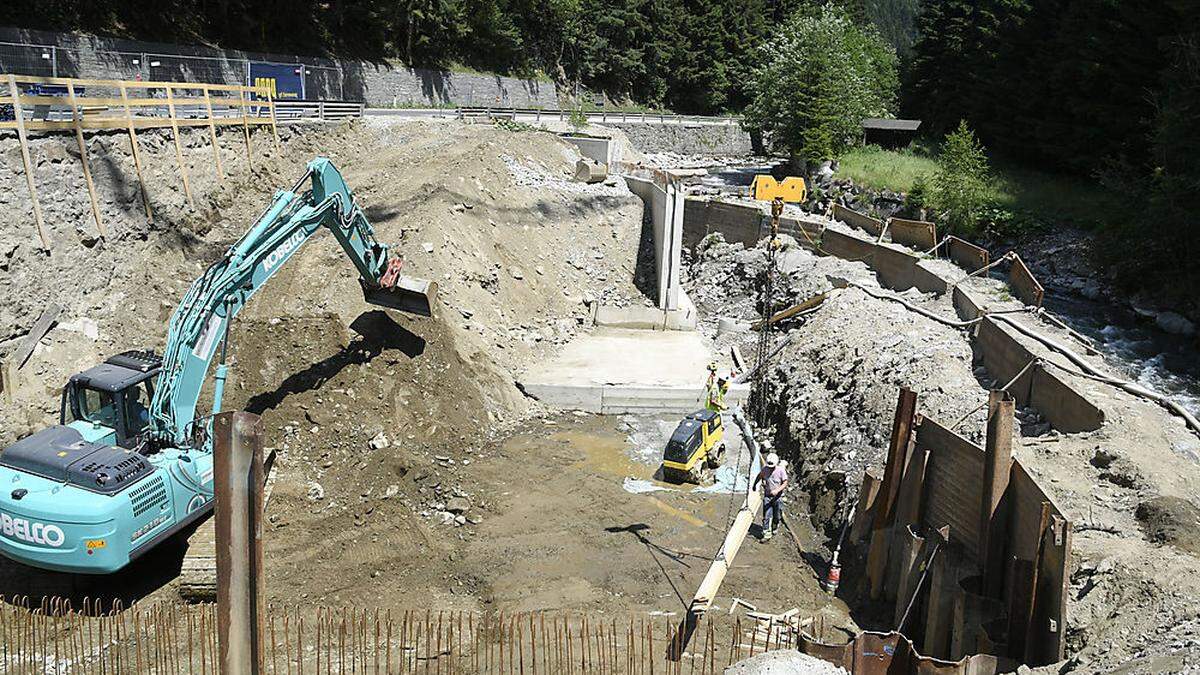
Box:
left=178, top=449, right=276, bottom=602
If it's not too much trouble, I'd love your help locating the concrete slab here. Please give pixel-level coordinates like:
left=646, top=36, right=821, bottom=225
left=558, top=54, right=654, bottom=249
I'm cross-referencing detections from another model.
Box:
left=520, top=327, right=748, bottom=413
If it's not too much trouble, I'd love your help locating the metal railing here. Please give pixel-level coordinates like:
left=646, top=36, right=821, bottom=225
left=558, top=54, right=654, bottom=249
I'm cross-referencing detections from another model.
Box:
left=413, top=106, right=743, bottom=126
left=274, top=99, right=365, bottom=122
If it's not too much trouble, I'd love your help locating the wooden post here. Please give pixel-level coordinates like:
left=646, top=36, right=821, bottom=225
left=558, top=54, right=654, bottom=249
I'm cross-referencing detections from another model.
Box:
left=163, top=85, right=194, bottom=206
left=66, top=81, right=106, bottom=238
left=201, top=86, right=224, bottom=180
left=867, top=387, right=918, bottom=599
left=237, top=87, right=254, bottom=170
left=119, top=83, right=153, bottom=223
left=267, top=89, right=280, bottom=151
left=980, top=390, right=1014, bottom=597
left=7, top=74, right=50, bottom=250
left=215, top=411, right=265, bottom=675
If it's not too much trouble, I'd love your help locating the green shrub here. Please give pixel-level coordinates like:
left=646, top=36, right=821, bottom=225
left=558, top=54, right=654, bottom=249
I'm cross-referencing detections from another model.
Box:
left=930, top=121, right=991, bottom=235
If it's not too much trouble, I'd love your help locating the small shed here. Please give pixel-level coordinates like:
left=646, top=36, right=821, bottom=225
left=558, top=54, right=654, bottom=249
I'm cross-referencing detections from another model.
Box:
left=862, top=118, right=922, bottom=149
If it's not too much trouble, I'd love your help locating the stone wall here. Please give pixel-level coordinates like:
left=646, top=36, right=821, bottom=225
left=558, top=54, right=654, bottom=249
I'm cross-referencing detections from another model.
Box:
left=608, top=121, right=752, bottom=155
left=0, top=26, right=562, bottom=107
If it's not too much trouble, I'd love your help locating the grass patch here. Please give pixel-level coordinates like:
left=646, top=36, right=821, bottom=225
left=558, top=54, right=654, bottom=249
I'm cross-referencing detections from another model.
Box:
left=839, top=145, right=940, bottom=192
left=837, top=145, right=1122, bottom=230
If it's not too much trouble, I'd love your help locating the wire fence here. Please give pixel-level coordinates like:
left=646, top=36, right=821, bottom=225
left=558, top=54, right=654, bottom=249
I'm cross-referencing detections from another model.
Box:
left=0, top=41, right=346, bottom=99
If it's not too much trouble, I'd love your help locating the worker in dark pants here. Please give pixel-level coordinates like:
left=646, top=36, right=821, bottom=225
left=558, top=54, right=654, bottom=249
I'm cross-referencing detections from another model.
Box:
left=753, top=452, right=788, bottom=541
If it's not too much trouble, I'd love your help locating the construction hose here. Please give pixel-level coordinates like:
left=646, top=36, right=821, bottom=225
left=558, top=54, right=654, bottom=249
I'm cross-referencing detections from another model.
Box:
left=990, top=314, right=1200, bottom=436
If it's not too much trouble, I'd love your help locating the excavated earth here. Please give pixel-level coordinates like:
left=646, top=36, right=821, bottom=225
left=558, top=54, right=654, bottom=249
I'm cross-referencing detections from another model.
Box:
left=3, top=118, right=1199, bottom=673
left=685, top=223, right=1200, bottom=672
left=0, top=120, right=836, bottom=631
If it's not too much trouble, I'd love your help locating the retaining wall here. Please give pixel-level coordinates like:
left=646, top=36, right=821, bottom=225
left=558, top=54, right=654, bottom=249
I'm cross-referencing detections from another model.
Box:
left=852, top=401, right=1070, bottom=668
left=821, top=229, right=949, bottom=295
left=608, top=122, right=752, bottom=155
left=625, top=175, right=683, bottom=309
left=0, top=26, right=562, bottom=107
left=682, top=198, right=822, bottom=251
left=953, top=287, right=1105, bottom=433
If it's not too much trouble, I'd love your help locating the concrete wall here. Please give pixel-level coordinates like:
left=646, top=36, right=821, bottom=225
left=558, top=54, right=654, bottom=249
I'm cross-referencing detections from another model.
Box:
left=562, top=135, right=618, bottom=166
left=608, top=122, right=752, bottom=155
left=683, top=198, right=822, bottom=251
left=821, top=229, right=949, bottom=295
left=954, top=287, right=1105, bottom=433
left=625, top=176, right=683, bottom=309
left=832, top=203, right=884, bottom=238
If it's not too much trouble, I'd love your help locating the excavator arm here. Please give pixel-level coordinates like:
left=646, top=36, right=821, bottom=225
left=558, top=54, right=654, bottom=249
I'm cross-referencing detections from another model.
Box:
left=150, top=157, right=435, bottom=446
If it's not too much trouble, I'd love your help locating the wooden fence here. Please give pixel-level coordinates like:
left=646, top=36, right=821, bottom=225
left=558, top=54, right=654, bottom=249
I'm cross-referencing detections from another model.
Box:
left=0, top=597, right=837, bottom=674
left=1, top=73, right=279, bottom=250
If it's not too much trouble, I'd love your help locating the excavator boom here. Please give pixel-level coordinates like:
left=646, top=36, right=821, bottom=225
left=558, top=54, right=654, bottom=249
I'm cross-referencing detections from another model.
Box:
left=0, top=157, right=435, bottom=574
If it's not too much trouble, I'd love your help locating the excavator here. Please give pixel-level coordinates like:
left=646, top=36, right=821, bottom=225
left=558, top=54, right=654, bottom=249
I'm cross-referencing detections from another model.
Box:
left=0, top=158, right=436, bottom=574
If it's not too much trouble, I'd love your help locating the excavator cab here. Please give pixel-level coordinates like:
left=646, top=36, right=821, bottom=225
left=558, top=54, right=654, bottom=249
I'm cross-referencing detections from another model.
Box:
left=59, top=351, right=161, bottom=450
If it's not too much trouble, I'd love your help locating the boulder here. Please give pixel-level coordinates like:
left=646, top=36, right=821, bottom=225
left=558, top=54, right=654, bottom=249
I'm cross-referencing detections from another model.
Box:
left=1156, top=311, right=1196, bottom=336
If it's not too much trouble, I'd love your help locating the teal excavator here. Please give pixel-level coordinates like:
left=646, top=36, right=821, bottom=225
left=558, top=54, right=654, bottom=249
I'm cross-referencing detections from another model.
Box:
left=0, top=158, right=436, bottom=573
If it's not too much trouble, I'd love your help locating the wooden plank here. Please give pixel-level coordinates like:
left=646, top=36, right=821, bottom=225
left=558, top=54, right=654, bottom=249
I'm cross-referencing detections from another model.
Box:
left=67, top=82, right=107, bottom=239
left=867, top=388, right=918, bottom=600
left=119, top=83, right=154, bottom=224
left=6, top=74, right=261, bottom=93
left=0, top=361, right=16, bottom=402
left=237, top=88, right=254, bottom=171
left=981, top=391, right=1014, bottom=596
left=164, top=85, right=195, bottom=206
left=8, top=74, right=51, bottom=251
left=749, top=292, right=827, bottom=330
left=202, top=86, right=225, bottom=180
left=267, top=91, right=280, bottom=151
left=1022, top=502, right=1051, bottom=665
left=12, top=304, right=61, bottom=370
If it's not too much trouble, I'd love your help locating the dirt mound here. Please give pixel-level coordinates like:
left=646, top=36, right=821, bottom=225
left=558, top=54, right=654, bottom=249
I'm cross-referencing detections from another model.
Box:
left=724, top=649, right=847, bottom=674
left=1136, top=496, right=1200, bottom=556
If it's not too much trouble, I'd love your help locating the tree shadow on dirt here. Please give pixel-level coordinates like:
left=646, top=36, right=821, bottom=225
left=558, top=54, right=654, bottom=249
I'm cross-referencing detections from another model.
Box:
left=605, top=523, right=710, bottom=612
left=244, top=310, right=425, bottom=416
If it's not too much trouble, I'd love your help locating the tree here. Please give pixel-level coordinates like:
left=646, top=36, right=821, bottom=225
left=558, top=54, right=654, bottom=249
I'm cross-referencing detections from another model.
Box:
left=931, top=121, right=991, bottom=235
left=742, top=4, right=898, bottom=162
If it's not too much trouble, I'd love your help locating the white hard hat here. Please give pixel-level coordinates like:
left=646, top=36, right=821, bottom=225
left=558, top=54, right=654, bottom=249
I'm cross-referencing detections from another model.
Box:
left=765, top=453, right=780, bottom=468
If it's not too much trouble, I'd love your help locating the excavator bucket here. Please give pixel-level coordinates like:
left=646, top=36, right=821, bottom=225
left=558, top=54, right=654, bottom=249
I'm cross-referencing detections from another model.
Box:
left=362, top=275, right=438, bottom=317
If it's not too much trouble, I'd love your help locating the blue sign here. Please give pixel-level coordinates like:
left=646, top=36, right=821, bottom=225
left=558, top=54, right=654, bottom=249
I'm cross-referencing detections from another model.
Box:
left=248, top=62, right=304, bottom=100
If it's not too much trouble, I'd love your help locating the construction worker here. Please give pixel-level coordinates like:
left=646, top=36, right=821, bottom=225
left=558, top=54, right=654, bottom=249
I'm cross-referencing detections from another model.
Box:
left=706, top=377, right=729, bottom=414
left=753, top=452, right=789, bottom=541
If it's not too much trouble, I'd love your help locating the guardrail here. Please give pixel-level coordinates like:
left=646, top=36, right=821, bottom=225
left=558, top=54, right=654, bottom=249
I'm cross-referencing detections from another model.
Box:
left=273, top=99, right=365, bottom=122
left=365, top=106, right=742, bottom=126
left=461, top=107, right=742, bottom=126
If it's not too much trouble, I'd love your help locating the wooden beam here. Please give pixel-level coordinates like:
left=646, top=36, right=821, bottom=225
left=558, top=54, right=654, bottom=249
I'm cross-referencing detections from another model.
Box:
left=867, top=387, right=918, bottom=599
left=67, top=82, right=106, bottom=239
left=980, top=390, right=1014, bottom=596
left=237, top=88, right=254, bottom=171
left=12, top=304, right=61, bottom=370
left=7, top=74, right=50, bottom=251
left=119, top=83, right=154, bottom=224
left=749, top=292, right=827, bottom=330
left=267, top=92, right=280, bottom=151
left=202, top=86, right=225, bottom=180
left=164, top=85, right=195, bottom=207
